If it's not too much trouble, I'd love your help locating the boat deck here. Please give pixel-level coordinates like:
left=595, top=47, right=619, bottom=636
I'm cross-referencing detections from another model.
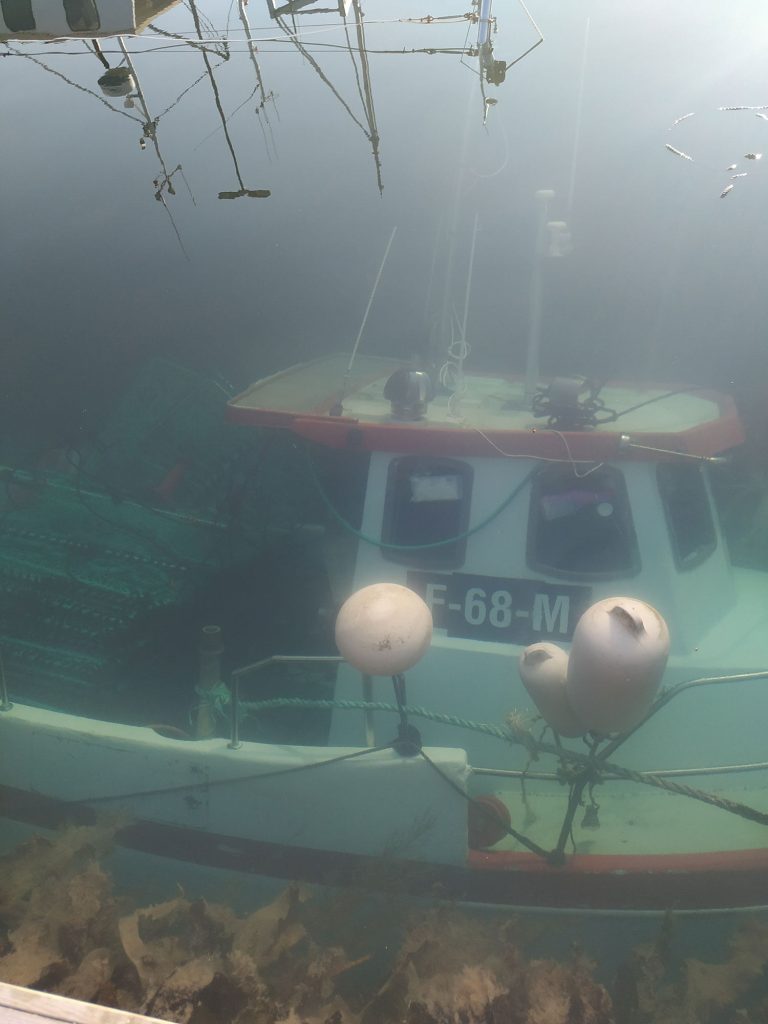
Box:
left=227, top=354, right=744, bottom=456
left=481, top=776, right=768, bottom=856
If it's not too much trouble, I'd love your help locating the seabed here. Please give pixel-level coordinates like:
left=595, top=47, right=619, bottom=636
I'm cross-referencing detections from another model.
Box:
left=3, top=817, right=768, bottom=1024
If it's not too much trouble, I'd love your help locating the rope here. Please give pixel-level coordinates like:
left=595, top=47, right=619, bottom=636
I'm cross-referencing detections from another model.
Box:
left=417, top=747, right=550, bottom=859
left=599, top=767, right=768, bottom=827
left=58, top=692, right=768, bottom=871
left=243, top=698, right=768, bottom=828
left=242, top=696, right=513, bottom=740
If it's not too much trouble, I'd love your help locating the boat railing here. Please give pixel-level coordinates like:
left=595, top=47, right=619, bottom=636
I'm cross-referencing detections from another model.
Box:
left=0, top=650, right=10, bottom=712
left=228, top=654, right=352, bottom=749
left=472, top=762, right=768, bottom=782
left=221, top=659, right=768, bottom=865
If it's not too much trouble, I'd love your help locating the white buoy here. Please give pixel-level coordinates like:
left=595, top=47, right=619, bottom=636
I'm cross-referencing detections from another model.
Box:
left=519, top=643, right=586, bottom=737
left=335, top=583, right=433, bottom=676
left=566, top=597, right=670, bottom=735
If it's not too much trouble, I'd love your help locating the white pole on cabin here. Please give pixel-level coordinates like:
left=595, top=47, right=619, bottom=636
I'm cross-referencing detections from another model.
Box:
left=524, top=189, right=555, bottom=401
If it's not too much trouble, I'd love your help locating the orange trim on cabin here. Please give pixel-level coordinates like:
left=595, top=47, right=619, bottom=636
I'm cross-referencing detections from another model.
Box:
left=227, top=391, right=744, bottom=459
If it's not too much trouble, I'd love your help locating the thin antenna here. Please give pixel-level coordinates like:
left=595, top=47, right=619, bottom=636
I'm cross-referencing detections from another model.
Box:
left=346, top=225, right=398, bottom=375
left=330, top=226, right=397, bottom=415
left=441, top=213, right=479, bottom=418
left=460, top=213, right=480, bottom=345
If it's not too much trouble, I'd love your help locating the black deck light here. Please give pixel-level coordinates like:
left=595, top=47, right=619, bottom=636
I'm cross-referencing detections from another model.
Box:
left=97, top=66, right=135, bottom=97
left=383, top=368, right=433, bottom=421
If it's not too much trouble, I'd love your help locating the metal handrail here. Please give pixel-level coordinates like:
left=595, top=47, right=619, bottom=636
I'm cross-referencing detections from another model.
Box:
left=0, top=648, right=10, bottom=712
left=224, top=659, right=768, bottom=771
left=471, top=761, right=768, bottom=782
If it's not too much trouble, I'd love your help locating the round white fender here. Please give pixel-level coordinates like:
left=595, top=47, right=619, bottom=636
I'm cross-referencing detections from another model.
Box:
left=566, top=597, right=670, bottom=735
left=519, top=642, right=586, bottom=738
left=335, top=583, right=433, bottom=676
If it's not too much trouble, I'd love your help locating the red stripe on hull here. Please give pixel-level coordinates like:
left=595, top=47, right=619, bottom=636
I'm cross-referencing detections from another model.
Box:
left=2, top=785, right=766, bottom=911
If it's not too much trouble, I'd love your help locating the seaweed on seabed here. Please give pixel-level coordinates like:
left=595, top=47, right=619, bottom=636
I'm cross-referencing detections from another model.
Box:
left=9, top=823, right=768, bottom=1024
left=0, top=821, right=137, bottom=1005
left=613, top=913, right=768, bottom=1024
left=197, top=903, right=615, bottom=1024
left=358, top=907, right=613, bottom=1024
left=0, top=823, right=627, bottom=1024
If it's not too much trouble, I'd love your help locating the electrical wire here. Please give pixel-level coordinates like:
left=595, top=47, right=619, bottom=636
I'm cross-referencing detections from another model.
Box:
left=417, top=747, right=550, bottom=858
left=3, top=42, right=475, bottom=57
left=505, top=0, right=544, bottom=71
left=306, top=446, right=535, bottom=551
left=73, top=741, right=394, bottom=804
left=3, top=14, right=472, bottom=53
left=461, top=424, right=605, bottom=477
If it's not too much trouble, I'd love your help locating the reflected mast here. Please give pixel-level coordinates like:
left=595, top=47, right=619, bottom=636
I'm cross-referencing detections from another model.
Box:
left=116, top=37, right=192, bottom=259
left=272, top=0, right=383, bottom=194
left=349, top=0, right=382, bottom=194
left=188, top=0, right=271, bottom=200
left=237, top=0, right=278, bottom=160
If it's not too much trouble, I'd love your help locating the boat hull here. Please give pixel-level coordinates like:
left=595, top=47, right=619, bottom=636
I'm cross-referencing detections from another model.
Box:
left=2, top=704, right=768, bottom=915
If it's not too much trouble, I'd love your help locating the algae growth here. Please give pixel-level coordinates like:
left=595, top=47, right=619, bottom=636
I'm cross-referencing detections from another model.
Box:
left=3, top=823, right=768, bottom=1023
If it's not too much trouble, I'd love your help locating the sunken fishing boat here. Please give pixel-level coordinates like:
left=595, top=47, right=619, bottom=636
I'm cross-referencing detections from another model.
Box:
left=2, top=314, right=768, bottom=915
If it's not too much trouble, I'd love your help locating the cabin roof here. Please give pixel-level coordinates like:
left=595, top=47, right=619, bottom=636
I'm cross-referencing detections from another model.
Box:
left=227, top=354, right=744, bottom=459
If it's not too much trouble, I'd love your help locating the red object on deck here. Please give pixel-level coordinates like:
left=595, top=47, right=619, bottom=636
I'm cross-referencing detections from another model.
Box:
left=468, top=795, right=513, bottom=850
left=153, top=460, right=188, bottom=503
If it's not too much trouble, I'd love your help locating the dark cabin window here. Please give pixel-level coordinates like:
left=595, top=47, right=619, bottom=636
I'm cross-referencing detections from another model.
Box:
left=1, top=0, right=35, bottom=30
left=657, top=463, right=717, bottom=569
left=64, top=0, right=100, bottom=31
left=382, top=456, right=472, bottom=568
left=527, top=465, right=639, bottom=578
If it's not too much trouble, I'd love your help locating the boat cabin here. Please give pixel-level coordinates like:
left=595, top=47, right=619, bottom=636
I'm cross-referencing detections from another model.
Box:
left=228, top=354, right=768, bottom=772
left=2, top=352, right=767, bottom=918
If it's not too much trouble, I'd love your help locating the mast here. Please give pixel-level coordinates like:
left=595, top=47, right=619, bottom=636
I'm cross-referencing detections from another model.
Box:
left=524, top=191, right=572, bottom=400
left=524, top=189, right=554, bottom=400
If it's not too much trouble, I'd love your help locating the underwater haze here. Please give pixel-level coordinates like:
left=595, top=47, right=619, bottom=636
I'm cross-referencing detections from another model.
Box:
left=3, top=0, right=768, bottom=436
left=4, top=1, right=768, bottom=1022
